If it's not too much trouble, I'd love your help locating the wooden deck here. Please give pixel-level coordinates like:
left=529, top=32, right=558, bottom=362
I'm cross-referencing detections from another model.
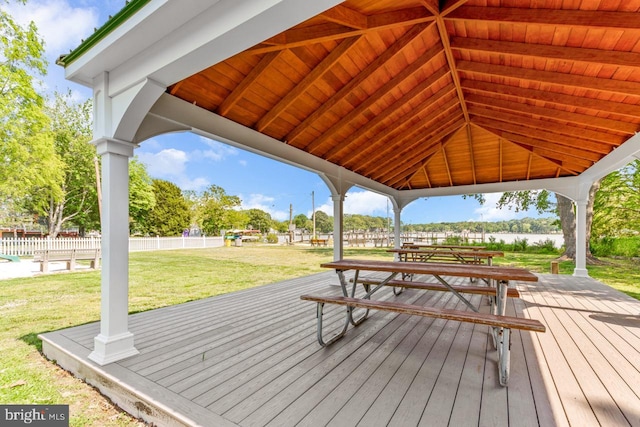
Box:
left=40, top=272, right=640, bottom=426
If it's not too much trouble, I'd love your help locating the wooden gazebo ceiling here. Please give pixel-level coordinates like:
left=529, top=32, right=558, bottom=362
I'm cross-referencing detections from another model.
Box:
left=168, top=0, right=640, bottom=191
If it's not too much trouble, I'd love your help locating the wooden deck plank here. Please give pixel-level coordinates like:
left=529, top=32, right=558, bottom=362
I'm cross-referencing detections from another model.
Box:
left=299, top=292, right=458, bottom=426
left=38, top=271, right=640, bottom=427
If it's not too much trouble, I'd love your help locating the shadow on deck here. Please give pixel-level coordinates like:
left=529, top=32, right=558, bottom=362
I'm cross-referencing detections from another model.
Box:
left=40, top=272, right=640, bottom=426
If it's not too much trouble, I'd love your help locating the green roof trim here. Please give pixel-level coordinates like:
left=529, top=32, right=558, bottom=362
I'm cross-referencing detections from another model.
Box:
left=56, top=0, right=152, bottom=67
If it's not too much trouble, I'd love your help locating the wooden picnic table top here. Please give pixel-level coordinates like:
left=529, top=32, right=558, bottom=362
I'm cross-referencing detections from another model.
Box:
left=320, top=259, right=538, bottom=282
left=402, top=244, right=486, bottom=250
left=389, top=248, right=504, bottom=257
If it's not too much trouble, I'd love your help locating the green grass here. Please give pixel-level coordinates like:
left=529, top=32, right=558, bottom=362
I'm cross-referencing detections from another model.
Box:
left=0, top=245, right=637, bottom=425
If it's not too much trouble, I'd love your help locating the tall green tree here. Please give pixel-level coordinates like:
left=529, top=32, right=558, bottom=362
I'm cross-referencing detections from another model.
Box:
left=128, top=157, right=156, bottom=235
left=314, top=210, right=333, bottom=233
left=245, top=208, right=272, bottom=233
left=147, top=179, right=190, bottom=236
left=495, top=182, right=601, bottom=261
left=21, top=93, right=96, bottom=236
left=196, top=184, right=242, bottom=235
left=0, top=1, right=61, bottom=203
left=592, top=160, right=640, bottom=238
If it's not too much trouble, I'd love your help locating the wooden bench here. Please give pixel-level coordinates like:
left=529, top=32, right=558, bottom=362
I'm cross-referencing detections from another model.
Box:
left=300, top=293, right=545, bottom=386
left=33, top=248, right=101, bottom=273
left=310, top=238, right=328, bottom=247
left=353, top=277, right=520, bottom=298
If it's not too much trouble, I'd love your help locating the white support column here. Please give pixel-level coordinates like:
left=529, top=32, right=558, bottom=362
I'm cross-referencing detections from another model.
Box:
left=332, top=194, right=344, bottom=261
left=89, top=138, right=139, bottom=365
left=394, top=206, right=402, bottom=247
left=574, top=199, right=589, bottom=277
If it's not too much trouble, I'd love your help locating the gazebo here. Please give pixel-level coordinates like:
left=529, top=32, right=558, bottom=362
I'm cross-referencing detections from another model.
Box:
left=45, top=1, right=640, bottom=425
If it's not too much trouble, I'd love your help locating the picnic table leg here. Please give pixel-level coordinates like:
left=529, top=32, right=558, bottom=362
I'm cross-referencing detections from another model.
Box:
left=337, top=270, right=369, bottom=326
left=497, top=327, right=511, bottom=386
left=315, top=301, right=351, bottom=346
left=490, top=280, right=509, bottom=349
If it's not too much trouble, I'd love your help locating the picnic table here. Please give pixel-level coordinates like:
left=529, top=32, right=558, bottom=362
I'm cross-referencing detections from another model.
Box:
left=390, top=247, right=504, bottom=284
left=402, top=243, right=486, bottom=251
left=300, top=259, right=544, bottom=386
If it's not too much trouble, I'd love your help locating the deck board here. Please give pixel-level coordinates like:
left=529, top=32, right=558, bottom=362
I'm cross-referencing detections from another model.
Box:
left=40, top=271, right=640, bottom=426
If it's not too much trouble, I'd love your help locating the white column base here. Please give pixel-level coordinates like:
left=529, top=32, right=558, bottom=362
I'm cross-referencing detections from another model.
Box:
left=573, top=268, right=590, bottom=278
left=89, top=332, right=139, bottom=365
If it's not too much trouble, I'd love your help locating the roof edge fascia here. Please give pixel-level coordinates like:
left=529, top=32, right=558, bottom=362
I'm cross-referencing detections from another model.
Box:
left=56, top=0, right=151, bottom=68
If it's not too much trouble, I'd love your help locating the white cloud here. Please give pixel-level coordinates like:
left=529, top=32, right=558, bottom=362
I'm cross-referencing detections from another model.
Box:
left=344, top=191, right=389, bottom=216
left=240, top=194, right=289, bottom=221
left=5, top=0, right=99, bottom=57
left=199, top=137, right=239, bottom=162
left=473, top=193, right=520, bottom=221
left=137, top=148, right=210, bottom=191
left=138, top=148, right=188, bottom=178
left=311, top=190, right=391, bottom=218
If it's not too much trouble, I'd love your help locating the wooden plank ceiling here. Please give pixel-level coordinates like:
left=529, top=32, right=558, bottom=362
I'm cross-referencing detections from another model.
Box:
left=168, top=0, right=640, bottom=191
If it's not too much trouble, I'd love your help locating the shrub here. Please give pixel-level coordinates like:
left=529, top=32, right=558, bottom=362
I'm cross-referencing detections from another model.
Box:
left=266, top=233, right=279, bottom=244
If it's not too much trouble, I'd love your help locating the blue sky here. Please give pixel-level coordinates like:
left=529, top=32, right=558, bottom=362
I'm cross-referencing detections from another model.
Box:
left=6, top=0, right=551, bottom=224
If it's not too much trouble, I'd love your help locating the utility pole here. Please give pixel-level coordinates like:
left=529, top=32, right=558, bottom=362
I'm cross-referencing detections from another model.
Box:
left=312, top=191, right=316, bottom=239
left=288, top=203, right=294, bottom=244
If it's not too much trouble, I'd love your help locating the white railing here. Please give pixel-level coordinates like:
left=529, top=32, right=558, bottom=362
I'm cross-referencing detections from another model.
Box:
left=0, top=236, right=224, bottom=257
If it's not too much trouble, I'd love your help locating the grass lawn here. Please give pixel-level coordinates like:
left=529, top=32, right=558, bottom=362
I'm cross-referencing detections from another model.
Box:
left=0, top=245, right=637, bottom=426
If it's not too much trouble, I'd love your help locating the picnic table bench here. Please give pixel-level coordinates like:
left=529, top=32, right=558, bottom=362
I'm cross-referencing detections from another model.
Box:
left=33, top=248, right=101, bottom=273
left=300, top=259, right=544, bottom=386
left=310, top=238, right=328, bottom=247
left=390, top=248, right=504, bottom=283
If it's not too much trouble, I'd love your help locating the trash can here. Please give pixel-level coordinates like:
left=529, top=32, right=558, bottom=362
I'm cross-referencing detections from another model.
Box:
left=235, top=237, right=243, bottom=247
left=225, top=238, right=231, bottom=247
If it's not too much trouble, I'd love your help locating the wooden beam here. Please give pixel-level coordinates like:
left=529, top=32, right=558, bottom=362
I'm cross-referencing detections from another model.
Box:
left=446, top=6, right=640, bottom=31
left=320, top=5, right=367, bottom=29
left=255, top=36, right=361, bottom=132
left=285, top=22, right=433, bottom=145
left=435, top=14, right=469, bottom=123
left=484, top=127, right=597, bottom=168
left=469, top=112, right=613, bottom=155
left=463, top=99, right=622, bottom=145
left=345, top=87, right=458, bottom=169
left=467, top=124, right=476, bottom=184
left=250, top=8, right=435, bottom=54
left=386, top=119, right=466, bottom=188
left=442, top=144, right=453, bottom=186
left=465, top=92, right=638, bottom=135
left=457, top=60, right=640, bottom=99
left=376, top=116, right=465, bottom=184
left=217, top=51, right=282, bottom=116
left=461, top=79, right=640, bottom=119
left=302, top=43, right=445, bottom=154
left=451, top=37, right=640, bottom=69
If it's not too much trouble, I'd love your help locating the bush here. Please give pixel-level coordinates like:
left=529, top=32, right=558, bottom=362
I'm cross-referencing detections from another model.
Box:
left=531, top=238, right=558, bottom=254
left=266, top=233, right=279, bottom=244
left=591, top=236, right=640, bottom=257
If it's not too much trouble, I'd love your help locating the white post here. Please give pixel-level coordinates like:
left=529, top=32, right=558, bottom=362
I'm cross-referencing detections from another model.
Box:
left=394, top=206, right=402, bottom=255
left=573, top=199, right=589, bottom=277
left=332, top=194, right=344, bottom=261
left=89, top=138, right=139, bottom=365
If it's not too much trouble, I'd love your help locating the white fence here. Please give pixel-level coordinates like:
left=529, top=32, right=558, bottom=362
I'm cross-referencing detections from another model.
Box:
left=0, top=236, right=224, bottom=257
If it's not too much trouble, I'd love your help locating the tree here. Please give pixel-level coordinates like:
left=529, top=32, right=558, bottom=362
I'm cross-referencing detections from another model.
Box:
left=0, top=1, right=61, bottom=202
left=592, top=160, right=640, bottom=237
left=21, top=92, right=96, bottom=236
left=496, top=182, right=602, bottom=262
left=147, top=179, right=190, bottom=236
left=128, top=157, right=156, bottom=235
left=246, top=208, right=272, bottom=233
left=293, top=213, right=309, bottom=231
left=314, top=210, right=333, bottom=233
left=196, top=185, right=242, bottom=235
